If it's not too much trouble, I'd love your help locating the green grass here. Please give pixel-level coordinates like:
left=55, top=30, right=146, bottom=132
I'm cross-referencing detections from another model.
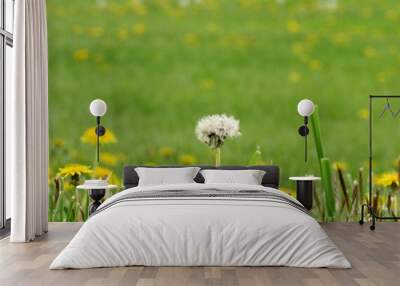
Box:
left=48, top=0, right=400, bottom=189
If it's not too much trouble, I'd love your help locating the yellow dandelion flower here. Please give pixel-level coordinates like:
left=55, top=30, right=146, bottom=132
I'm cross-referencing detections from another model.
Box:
left=358, top=109, right=369, bottom=120
left=93, top=166, right=112, bottom=179
left=363, top=47, right=376, bottom=59
left=308, top=59, right=321, bottom=71
left=117, top=27, right=129, bottom=40
left=73, top=49, right=89, bottom=62
left=179, top=154, right=197, bottom=165
left=374, top=172, right=399, bottom=188
left=57, top=164, right=92, bottom=178
left=87, top=26, right=104, bottom=38
left=133, top=23, right=146, bottom=36
left=183, top=32, right=199, bottom=46
left=100, top=152, right=121, bottom=166
left=288, top=71, right=301, bottom=83
left=159, top=146, right=175, bottom=158
left=287, top=20, right=300, bottom=33
left=80, top=127, right=117, bottom=145
left=199, top=79, right=215, bottom=90
left=92, top=166, right=121, bottom=186
left=332, top=162, right=347, bottom=171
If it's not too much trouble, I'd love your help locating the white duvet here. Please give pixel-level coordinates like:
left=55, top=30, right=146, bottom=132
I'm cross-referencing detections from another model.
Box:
left=50, top=183, right=351, bottom=269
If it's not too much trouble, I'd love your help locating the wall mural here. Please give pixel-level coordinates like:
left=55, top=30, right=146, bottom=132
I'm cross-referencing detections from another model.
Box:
left=48, top=0, right=400, bottom=222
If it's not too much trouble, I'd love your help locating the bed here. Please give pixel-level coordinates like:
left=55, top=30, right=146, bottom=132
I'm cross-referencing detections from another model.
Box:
left=50, top=165, right=351, bottom=269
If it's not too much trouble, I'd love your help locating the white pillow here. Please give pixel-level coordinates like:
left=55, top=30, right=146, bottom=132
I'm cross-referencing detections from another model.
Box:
left=135, top=167, right=200, bottom=186
left=200, top=169, right=266, bottom=185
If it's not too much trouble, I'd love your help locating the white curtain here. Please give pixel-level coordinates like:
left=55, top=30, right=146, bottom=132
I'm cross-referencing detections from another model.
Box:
left=7, top=0, right=49, bottom=242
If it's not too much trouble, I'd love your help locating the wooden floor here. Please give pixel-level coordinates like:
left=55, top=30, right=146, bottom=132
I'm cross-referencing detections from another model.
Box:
left=0, top=223, right=399, bottom=286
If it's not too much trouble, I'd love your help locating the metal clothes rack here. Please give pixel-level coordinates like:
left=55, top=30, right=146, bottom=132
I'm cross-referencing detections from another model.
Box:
left=359, top=95, right=400, bottom=230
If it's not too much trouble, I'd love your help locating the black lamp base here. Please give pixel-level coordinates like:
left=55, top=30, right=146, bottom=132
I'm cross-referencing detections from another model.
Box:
left=296, top=181, right=314, bottom=210
left=88, top=189, right=106, bottom=215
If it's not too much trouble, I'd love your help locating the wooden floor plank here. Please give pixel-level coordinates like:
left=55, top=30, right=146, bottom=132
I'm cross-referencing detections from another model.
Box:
left=0, top=222, right=399, bottom=286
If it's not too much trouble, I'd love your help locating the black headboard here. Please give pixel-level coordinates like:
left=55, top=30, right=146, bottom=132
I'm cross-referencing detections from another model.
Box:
left=123, top=165, right=280, bottom=189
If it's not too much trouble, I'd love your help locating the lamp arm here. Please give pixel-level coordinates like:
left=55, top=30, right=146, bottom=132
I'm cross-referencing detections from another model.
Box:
left=304, top=116, right=308, bottom=163
left=97, top=116, right=100, bottom=163
left=94, top=117, right=107, bottom=163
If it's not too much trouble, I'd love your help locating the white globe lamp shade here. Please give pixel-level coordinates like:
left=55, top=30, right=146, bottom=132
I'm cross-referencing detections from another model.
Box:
left=90, top=99, right=107, bottom=117
left=297, top=99, right=315, bottom=117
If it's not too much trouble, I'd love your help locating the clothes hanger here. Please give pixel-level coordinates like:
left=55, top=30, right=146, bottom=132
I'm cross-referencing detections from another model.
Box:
left=379, top=97, right=397, bottom=118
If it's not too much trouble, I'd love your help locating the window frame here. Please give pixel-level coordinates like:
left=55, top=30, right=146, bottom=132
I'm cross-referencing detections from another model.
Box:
left=0, top=0, right=13, bottom=233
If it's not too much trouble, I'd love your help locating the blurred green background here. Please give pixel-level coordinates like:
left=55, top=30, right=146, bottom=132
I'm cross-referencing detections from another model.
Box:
left=48, top=0, right=400, bottom=189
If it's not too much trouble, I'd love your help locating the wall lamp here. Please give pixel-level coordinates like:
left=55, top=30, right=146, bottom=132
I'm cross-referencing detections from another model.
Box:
left=89, top=99, right=107, bottom=163
left=297, top=99, right=315, bottom=162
